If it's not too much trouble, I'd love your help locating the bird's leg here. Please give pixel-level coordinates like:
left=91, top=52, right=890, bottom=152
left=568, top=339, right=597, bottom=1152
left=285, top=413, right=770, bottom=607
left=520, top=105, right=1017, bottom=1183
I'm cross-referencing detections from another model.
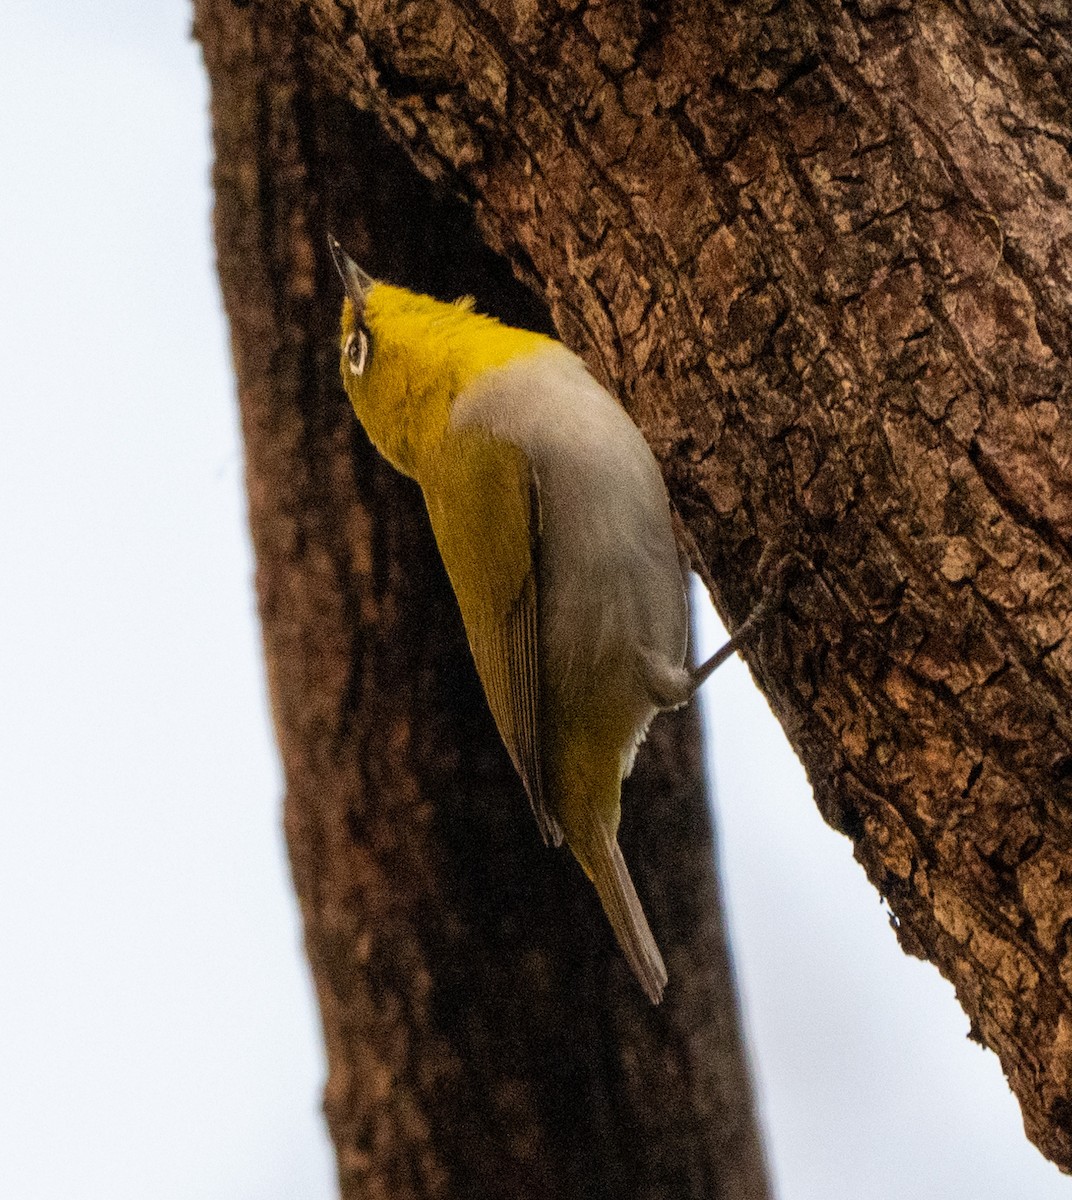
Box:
left=688, top=547, right=804, bottom=693
left=641, top=548, right=805, bottom=710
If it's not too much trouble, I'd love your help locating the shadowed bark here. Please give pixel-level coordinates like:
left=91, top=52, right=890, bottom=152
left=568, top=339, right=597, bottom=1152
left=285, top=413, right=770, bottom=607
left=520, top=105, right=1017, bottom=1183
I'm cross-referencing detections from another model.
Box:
left=196, top=0, right=1072, bottom=1182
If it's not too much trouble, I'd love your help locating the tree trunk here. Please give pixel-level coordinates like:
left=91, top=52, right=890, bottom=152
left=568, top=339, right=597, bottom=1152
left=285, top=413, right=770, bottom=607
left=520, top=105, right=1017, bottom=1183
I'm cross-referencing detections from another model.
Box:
left=196, top=0, right=1072, bottom=1180
left=195, top=3, right=772, bottom=1198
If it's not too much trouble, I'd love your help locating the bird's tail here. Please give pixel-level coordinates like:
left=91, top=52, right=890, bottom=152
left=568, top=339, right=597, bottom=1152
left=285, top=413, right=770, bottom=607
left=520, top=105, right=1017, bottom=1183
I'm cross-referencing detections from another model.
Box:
left=581, top=827, right=667, bottom=1005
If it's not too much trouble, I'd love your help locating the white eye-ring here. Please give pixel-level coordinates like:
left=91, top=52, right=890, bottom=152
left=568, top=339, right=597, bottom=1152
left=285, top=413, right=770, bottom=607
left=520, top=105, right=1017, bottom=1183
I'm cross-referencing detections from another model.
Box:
left=345, top=328, right=369, bottom=376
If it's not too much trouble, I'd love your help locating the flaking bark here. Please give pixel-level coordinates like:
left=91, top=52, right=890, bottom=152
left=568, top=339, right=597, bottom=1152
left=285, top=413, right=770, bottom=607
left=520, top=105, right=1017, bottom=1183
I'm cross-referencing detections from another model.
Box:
left=197, top=0, right=1072, bottom=1180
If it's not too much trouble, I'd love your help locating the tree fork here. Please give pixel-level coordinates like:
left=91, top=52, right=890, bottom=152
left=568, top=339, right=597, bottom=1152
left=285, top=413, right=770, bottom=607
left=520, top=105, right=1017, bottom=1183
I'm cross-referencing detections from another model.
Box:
left=197, top=0, right=1072, bottom=1177
left=195, top=2, right=773, bottom=1197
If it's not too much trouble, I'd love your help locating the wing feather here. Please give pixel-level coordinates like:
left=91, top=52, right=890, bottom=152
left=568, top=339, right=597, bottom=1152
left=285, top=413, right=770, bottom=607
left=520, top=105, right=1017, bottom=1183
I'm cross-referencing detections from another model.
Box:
left=422, top=432, right=562, bottom=846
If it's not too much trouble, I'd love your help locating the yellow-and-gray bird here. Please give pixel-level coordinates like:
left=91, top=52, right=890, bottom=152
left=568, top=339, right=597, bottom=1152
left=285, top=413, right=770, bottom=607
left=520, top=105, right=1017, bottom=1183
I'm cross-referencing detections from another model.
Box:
left=330, top=236, right=740, bottom=1003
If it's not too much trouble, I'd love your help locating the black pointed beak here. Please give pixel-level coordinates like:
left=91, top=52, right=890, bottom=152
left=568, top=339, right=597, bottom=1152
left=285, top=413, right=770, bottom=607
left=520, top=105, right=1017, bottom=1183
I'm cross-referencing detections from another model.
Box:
left=328, top=233, right=374, bottom=311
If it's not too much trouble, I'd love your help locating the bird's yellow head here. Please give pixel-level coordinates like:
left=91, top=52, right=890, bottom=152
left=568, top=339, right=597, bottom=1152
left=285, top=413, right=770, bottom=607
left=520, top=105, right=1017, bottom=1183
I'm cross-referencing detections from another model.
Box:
left=329, top=235, right=549, bottom=479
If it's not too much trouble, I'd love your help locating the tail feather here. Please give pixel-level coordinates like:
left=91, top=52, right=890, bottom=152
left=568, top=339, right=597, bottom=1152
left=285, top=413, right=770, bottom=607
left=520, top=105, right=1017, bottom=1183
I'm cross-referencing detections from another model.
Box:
left=585, top=830, right=667, bottom=1004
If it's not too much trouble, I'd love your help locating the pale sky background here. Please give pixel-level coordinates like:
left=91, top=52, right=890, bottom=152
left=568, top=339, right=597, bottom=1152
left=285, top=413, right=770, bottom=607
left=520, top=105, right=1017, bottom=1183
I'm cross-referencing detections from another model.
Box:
left=0, top=3, right=1067, bottom=1198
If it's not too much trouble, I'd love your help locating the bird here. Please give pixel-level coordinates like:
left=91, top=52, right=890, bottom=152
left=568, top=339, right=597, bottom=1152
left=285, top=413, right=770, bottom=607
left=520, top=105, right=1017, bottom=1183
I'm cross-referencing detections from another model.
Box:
left=328, top=234, right=763, bottom=1003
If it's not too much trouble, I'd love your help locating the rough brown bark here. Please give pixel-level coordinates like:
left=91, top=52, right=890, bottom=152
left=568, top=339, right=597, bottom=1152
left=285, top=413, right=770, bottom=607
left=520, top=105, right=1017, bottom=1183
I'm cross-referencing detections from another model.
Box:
left=286, top=0, right=1071, bottom=1170
left=195, top=3, right=772, bottom=1198
left=196, top=0, right=1072, bottom=1179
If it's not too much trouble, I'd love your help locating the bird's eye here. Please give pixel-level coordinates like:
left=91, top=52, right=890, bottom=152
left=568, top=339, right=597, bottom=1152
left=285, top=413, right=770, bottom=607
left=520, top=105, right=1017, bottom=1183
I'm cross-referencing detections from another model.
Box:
left=345, top=328, right=369, bottom=376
